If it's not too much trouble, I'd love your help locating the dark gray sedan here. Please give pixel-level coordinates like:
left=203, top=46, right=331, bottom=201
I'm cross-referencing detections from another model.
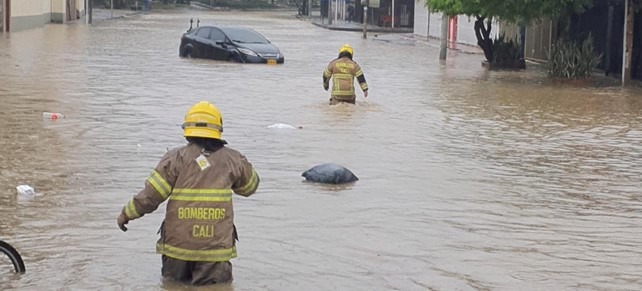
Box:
left=179, top=25, right=284, bottom=64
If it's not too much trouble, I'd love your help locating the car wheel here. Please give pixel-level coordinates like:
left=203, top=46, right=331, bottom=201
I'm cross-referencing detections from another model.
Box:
left=183, top=49, right=192, bottom=58
left=228, top=56, right=239, bottom=63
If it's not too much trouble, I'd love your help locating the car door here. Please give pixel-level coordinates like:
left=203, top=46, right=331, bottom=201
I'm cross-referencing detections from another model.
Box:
left=207, top=28, right=229, bottom=61
left=193, top=27, right=212, bottom=59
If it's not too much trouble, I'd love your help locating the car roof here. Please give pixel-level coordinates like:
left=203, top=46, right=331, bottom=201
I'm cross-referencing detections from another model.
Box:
left=190, top=25, right=266, bottom=40
left=196, top=25, right=255, bottom=31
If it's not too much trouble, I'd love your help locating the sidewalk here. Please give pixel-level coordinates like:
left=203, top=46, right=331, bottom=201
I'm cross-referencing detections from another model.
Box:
left=403, top=34, right=484, bottom=55
left=91, top=8, right=142, bottom=22
left=189, top=2, right=231, bottom=11
left=310, top=16, right=412, bottom=33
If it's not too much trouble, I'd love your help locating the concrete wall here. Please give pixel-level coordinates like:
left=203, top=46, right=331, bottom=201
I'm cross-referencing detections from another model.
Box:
left=51, top=0, right=65, bottom=23
left=414, top=4, right=503, bottom=46
left=413, top=0, right=429, bottom=36
left=3, top=0, right=86, bottom=32
left=7, top=0, right=54, bottom=31
left=454, top=15, right=481, bottom=45
left=12, top=0, right=51, bottom=18
left=413, top=4, right=553, bottom=61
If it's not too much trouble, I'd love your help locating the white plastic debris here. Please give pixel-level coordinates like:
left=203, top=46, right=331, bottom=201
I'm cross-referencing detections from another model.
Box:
left=16, top=185, right=35, bottom=195
left=42, top=112, right=65, bottom=120
left=267, top=123, right=301, bottom=129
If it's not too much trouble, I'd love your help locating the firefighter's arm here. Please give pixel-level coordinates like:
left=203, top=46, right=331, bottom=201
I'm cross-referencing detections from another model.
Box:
left=232, top=155, right=260, bottom=197
left=323, top=63, right=333, bottom=91
left=355, top=64, right=368, bottom=94
left=118, top=151, right=178, bottom=231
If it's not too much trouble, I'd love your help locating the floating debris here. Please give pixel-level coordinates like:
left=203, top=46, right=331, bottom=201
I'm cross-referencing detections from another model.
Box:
left=16, top=185, right=35, bottom=195
left=267, top=123, right=302, bottom=129
left=302, top=163, right=358, bottom=184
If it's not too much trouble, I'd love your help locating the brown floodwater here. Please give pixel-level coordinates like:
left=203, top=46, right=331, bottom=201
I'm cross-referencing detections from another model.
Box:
left=1, top=9, right=641, bottom=291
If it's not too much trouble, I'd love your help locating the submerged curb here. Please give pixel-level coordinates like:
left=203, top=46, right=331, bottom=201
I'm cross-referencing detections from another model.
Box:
left=311, top=21, right=412, bottom=34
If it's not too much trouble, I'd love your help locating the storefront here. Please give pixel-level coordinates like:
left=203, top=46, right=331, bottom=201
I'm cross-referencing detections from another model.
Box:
left=355, top=0, right=414, bottom=28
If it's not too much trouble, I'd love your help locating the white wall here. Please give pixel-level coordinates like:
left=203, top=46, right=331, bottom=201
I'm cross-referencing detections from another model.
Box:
left=11, top=0, right=87, bottom=21
left=51, top=0, right=65, bottom=15
left=413, top=0, right=429, bottom=36
left=413, top=4, right=502, bottom=46
left=76, top=0, right=85, bottom=14
left=11, top=0, right=52, bottom=17
left=5, top=0, right=86, bottom=31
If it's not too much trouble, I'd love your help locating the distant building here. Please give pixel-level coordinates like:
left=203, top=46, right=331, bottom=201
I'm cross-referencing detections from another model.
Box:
left=412, top=0, right=641, bottom=83
left=522, top=0, right=641, bottom=82
left=1, top=0, right=86, bottom=33
left=353, top=0, right=415, bottom=28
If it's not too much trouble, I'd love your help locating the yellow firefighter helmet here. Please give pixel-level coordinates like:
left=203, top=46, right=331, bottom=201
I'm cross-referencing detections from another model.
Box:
left=182, top=101, right=223, bottom=139
left=339, top=44, right=353, bottom=57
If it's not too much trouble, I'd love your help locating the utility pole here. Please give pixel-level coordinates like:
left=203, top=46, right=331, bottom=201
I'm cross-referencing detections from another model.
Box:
left=605, top=5, right=613, bottom=76
left=439, top=13, right=448, bottom=60
left=111, top=0, right=114, bottom=19
left=426, top=7, right=430, bottom=38
left=622, top=0, right=634, bottom=86
left=391, top=0, right=394, bottom=28
left=328, top=0, right=333, bottom=25
left=89, top=0, right=93, bottom=24
left=362, top=0, right=368, bottom=39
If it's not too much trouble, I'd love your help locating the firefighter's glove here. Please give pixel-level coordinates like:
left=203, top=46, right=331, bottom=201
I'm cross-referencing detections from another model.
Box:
left=117, top=213, right=129, bottom=232
left=323, top=83, right=329, bottom=91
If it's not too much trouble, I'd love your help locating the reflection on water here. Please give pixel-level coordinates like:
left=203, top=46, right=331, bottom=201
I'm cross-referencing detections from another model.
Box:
left=1, top=10, right=642, bottom=291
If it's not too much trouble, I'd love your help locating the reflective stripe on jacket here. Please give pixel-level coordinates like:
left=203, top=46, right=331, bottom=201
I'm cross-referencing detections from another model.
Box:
left=121, top=143, right=259, bottom=262
left=323, top=57, right=368, bottom=99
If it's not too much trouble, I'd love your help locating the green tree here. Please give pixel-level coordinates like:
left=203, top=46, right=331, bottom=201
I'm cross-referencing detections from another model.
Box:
left=424, top=0, right=593, bottom=63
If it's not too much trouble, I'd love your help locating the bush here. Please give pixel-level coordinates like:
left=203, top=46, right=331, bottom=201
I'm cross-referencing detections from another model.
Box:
left=491, top=33, right=522, bottom=65
left=547, top=35, right=602, bottom=79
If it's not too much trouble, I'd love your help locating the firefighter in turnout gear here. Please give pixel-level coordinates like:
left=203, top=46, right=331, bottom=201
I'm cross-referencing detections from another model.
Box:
left=116, top=101, right=260, bottom=285
left=323, top=44, right=369, bottom=105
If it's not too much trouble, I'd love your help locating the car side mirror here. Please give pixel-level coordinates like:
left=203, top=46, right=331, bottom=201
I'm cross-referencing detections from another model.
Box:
left=215, top=41, right=225, bottom=45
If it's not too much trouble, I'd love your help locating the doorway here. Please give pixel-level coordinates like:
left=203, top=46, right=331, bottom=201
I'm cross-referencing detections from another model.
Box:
left=66, top=0, right=77, bottom=21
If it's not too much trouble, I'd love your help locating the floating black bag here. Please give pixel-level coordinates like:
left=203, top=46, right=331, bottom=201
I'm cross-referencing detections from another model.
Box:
left=301, top=163, right=359, bottom=184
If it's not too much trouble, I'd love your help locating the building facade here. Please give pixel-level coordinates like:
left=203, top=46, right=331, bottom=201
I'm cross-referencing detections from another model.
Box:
left=413, top=1, right=509, bottom=48
left=1, top=0, right=86, bottom=33
left=521, top=0, right=641, bottom=82
left=352, top=0, right=415, bottom=28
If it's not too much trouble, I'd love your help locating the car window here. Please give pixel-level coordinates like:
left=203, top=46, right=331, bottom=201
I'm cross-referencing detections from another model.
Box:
left=209, top=29, right=226, bottom=43
left=221, top=28, right=269, bottom=44
left=196, top=28, right=211, bottom=39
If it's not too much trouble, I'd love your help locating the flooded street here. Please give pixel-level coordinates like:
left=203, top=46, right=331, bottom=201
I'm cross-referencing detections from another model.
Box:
left=1, top=9, right=642, bottom=290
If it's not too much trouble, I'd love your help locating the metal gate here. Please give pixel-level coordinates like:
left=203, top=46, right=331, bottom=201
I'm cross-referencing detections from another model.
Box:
left=524, top=19, right=554, bottom=61
left=1, top=0, right=4, bottom=32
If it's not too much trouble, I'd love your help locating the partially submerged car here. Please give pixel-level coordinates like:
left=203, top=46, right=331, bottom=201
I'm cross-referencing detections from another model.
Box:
left=179, top=24, right=284, bottom=64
